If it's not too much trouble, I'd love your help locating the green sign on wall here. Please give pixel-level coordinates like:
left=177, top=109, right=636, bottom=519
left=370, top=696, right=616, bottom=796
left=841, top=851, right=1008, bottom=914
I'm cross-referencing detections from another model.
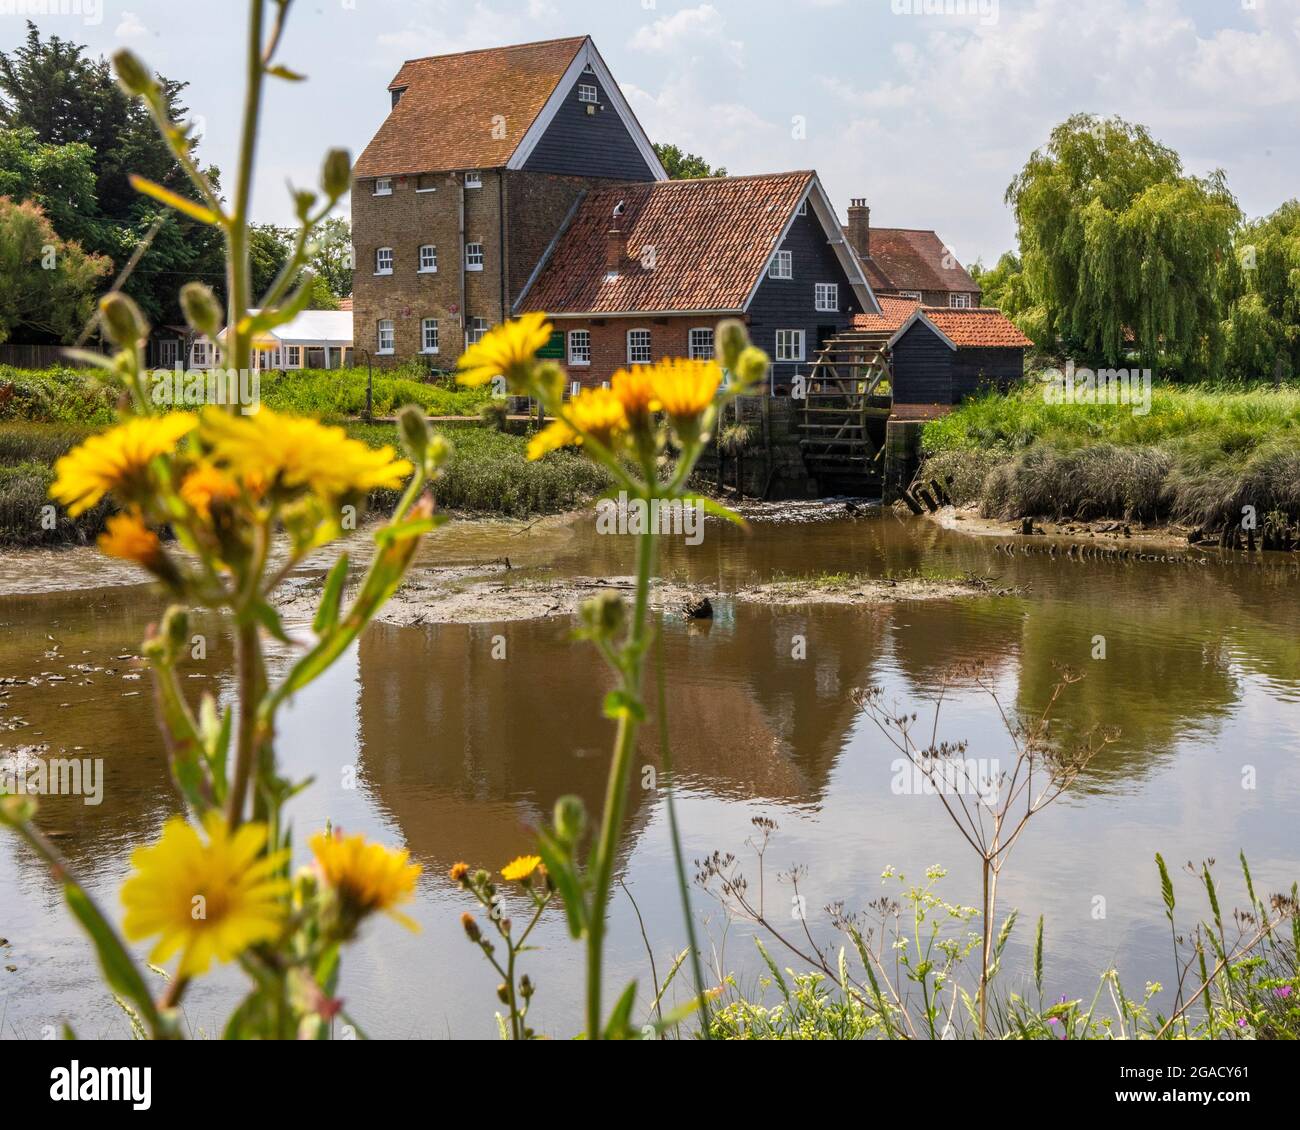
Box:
left=537, top=331, right=566, bottom=360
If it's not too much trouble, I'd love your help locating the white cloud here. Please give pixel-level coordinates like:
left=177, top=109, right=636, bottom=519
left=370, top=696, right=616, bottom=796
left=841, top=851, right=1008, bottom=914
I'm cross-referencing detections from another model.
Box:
left=114, top=12, right=149, bottom=41
left=629, top=4, right=744, bottom=68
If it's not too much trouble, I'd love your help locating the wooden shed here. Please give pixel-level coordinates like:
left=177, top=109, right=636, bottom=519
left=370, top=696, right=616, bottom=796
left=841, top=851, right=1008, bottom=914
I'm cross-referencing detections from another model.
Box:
left=888, top=307, right=1031, bottom=406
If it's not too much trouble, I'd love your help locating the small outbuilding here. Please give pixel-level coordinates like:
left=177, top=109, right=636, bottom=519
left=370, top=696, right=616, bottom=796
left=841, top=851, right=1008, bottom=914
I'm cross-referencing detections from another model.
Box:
left=886, top=307, right=1031, bottom=407
left=193, top=309, right=354, bottom=370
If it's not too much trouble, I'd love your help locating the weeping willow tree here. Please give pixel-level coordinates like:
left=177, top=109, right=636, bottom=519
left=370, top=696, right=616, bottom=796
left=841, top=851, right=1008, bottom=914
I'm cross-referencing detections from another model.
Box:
left=1221, top=200, right=1300, bottom=383
left=1006, top=115, right=1240, bottom=374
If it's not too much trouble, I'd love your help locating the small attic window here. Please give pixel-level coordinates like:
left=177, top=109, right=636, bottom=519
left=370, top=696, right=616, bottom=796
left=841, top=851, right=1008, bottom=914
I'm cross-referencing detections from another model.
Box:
left=373, top=177, right=393, bottom=196
left=578, top=83, right=598, bottom=104
left=796, top=200, right=808, bottom=217
left=465, top=170, right=482, bottom=188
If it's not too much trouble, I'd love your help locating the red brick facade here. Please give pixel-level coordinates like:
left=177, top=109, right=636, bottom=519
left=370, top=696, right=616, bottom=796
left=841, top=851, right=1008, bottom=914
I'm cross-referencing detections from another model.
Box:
left=545, top=316, right=729, bottom=390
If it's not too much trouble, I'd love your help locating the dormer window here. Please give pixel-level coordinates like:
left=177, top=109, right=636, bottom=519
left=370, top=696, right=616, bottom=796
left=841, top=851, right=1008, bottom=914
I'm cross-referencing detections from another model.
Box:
left=375, top=247, right=393, bottom=275
left=465, top=170, right=482, bottom=188
left=578, top=83, right=598, bottom=104
left=374, top=177, right=392, bottom=196
left=769, top=250, right=793, bottom=280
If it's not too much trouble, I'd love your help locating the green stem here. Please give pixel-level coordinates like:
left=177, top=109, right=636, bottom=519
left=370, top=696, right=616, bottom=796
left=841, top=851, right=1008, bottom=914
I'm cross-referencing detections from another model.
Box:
left=226, top=0, right=267, bottom=379
left=585, top=520, right=655, bottom=1039
left=225, top=619, right=261, bottom=827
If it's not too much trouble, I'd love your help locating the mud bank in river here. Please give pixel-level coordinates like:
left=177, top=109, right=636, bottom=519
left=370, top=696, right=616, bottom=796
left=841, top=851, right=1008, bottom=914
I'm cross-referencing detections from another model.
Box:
left=273, top=565, right=1017, bottom=626
left=924, top=503, right=1214, bottom=556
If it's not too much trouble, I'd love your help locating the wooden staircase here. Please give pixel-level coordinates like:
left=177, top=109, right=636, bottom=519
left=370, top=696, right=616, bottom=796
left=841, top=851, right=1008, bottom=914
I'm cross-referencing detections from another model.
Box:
left=797, top=330, right=893, bottom=492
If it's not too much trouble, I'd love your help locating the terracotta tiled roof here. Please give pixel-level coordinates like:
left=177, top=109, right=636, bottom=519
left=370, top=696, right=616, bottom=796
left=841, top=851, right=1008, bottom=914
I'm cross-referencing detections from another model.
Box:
left=337, top=297, right=353, bottom=311
left=923, top=308, right=1033, bottom=348
left=353, top=37, right=587, bottom=178
left=845, top=227, right=978, bottom=295
left=852, top=295, right=919, bottom=333
left=517, top=172, right=815, bottom=315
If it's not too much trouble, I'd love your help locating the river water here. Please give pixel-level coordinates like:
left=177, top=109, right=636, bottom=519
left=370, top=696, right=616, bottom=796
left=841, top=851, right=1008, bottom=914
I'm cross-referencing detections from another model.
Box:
left=1, top=509, right=1298, bottom=1038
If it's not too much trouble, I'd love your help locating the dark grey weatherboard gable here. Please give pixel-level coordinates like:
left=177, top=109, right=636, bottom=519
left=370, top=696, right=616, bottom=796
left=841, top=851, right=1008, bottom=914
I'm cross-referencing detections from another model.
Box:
left=523, top=69, right=657, bottom=181
left=747, top=179, right=880, bottom=391
left=510, top=39, right=666, bottom=180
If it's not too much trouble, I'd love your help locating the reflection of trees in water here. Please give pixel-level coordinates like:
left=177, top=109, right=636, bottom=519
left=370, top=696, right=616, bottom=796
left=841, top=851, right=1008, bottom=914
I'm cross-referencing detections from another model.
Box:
left=0, top=592, right=232, bottom=875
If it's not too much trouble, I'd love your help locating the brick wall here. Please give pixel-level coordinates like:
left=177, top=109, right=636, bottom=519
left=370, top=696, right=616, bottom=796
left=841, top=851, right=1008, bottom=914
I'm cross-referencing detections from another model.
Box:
left=351, top=169, right=507, bottom=365
left=549, top=315, right=728, bottom=389
left=504, top=171, right=592, bottom=303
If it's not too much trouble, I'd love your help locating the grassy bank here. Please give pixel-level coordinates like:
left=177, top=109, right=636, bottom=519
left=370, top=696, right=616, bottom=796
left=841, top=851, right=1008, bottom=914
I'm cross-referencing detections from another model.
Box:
left=0, top=364, right=488, bottom=425
left=0, top=419, right=608, bottom=547
left=922, top=382, right=1300, bottom=532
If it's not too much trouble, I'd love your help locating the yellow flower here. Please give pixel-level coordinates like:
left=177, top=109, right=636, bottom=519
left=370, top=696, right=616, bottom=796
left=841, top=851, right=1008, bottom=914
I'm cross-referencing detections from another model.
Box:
left=97, top=512, right=163, bottom=568
left=501, top=855, right=542, bottom=883
left=526, top=418, right=576, bottom=461
left=611, top=367, right=660, bottom=422
left=568, top=387, right=629, bottom=449
left=456, top=312, right=552, bottom=389
left=648, top=358, right=722, bottom=422
left=50, top=413, right=197, bottom=517
left=179, top=461, right=240, bottom=518
left=121, top=813, right=289, bottom=978
left=310, top=829, right=422, bottom=931
left=200, top=407, right=412, bottom=500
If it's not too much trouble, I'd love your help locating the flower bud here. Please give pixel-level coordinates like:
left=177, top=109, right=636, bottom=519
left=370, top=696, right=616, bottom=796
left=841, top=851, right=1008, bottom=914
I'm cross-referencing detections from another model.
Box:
left=553, top=794, right=587, bottom=846
left=99, top=292, right=148, bottom=349
left=734, top=346, right=770, bottom=389
left=112, top=50, right=153, bottom=98
left=520, top=975, right=535, bottom=1000
left=322, top=149, right=352, bottom=199
left=180, top=282, right=222, bottom=338
left=425, top=434, right=452, bottom=476
left=162, top=605, right=189, bottom=655
left=460, top=912, right=481, bottom=943
left=497, top=983, right=511, bottom=1005
left=398, top=404, right=430, bottom=464
left=533, top=361, right=566, bottom=403
left=717, top=319, right=750, bottom=372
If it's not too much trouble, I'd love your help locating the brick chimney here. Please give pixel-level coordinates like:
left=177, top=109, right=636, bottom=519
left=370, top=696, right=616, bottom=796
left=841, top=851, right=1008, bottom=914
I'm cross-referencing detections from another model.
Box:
left=847, top=198, right=871, bottom=259
left=605, top=227, right=625, bottom=276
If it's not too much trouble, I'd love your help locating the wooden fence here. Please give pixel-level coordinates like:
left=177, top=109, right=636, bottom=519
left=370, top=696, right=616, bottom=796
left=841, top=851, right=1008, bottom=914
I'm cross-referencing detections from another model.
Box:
left=0, top=343, right=106, bottom=369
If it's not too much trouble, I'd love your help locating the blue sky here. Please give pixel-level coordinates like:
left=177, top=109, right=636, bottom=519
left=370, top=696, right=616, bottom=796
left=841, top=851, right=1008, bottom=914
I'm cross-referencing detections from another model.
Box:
left=3, top=0, right=1297, bottom=267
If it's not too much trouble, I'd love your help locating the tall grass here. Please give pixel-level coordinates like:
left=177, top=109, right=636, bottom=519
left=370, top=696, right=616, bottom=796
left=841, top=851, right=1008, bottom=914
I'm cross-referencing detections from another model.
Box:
left=922, top=381, right=1300, bottom=530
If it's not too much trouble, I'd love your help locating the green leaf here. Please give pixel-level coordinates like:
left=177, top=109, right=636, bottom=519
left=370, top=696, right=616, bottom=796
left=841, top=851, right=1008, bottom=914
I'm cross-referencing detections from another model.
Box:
left=1034, top=914, right=1044, bottom=995
left=536, top=829, right=586, bottom=940
left=313, top=554, right=350, bottom=635
left=129, top=174, right=221, bottom=225
left=602, top=689, right=646, bottom=722
left=64, top=885, right=165, bottom=1036
left=267, top=64, right=307, bottom=81
left=754, top=937, right=789, bottom=1000
left=603, top=980, right=640, bottom=1039
left=679, top=492, right=749, bottom=530
left=247, top=598, right=293, bottom=645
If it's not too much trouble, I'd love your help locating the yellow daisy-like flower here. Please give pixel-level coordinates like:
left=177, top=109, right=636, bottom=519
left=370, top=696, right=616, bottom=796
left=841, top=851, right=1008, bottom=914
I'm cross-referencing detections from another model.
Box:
left=501, top=854, right=542, bottom=883
left=121, top=813, right=289, bottom=979
left=179, top=461, right=241, bottom=519
left=611, top=367, right=660, bottom=422
left=568, top=386, right=629, bottom=449
left=200, top=407, right=412, bottom=500
left=310, top=829, right=422, bottom=931
left=97, top=511, right=162, bottom=568
left=50, top=412, right=197, bottom=517
left=648, top=358, right=722, bottom=422
left=456, top=312, right=553, bottom=389
left=526, top=418, right=577, bottom=461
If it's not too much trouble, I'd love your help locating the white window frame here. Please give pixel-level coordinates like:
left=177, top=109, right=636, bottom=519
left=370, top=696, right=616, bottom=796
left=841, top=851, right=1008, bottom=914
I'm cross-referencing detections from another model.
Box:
left=157, top=340, right=179, bottom=367
left=467, top=317, right=489, bottom=345
left=898, top=291, right=922, bottom=302
left=375, top=247, right=393, bottom=275
left=688, top=327, right=715, bottom=361
left=465, top=170, right=482, bottom=188
left=373, top=177, right=393, bottom=196
left=421, top=318, right=439, bottom=354
left=286, top=345, right=301, bottom=368
left=568, top=329, right=591, bottom=366
left=815, top=283, right=839, bottom=313
left=775, top=329, right=805, bottom=363
left=949, top=292, right=973, bottom=308
left=578, top=83, right=598, bottom=104
left=415, top=175, right=437, bottom=194
left=191, top=340, right=213, bottom=368
left=377, top=319, right=395, bottom=355
left=627, top=329, right=652, bottom=365
left=465, top=242, right=484, bottom=271
left=796, top=200, right=808, bottom=217
left=769, top=249, right=793, bottom=280
left=419, top=244, right=438, bottom=273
